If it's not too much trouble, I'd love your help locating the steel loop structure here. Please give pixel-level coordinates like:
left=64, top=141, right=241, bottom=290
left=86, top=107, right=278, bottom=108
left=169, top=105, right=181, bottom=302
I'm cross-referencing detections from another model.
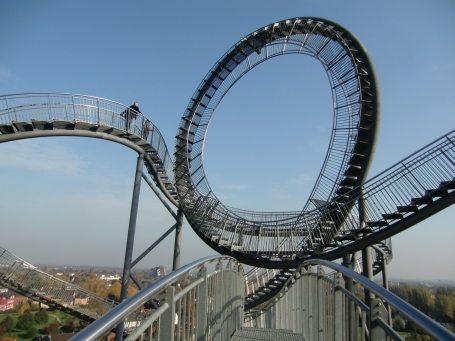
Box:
left=174, top=17, right=381, bottom=267
left=0, top=15, right=454, bottom=341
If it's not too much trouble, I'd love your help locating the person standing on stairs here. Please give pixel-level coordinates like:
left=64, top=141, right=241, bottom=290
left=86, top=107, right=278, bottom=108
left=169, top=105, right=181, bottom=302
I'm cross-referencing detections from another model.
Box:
left=121, top=102, right=142, bottom=132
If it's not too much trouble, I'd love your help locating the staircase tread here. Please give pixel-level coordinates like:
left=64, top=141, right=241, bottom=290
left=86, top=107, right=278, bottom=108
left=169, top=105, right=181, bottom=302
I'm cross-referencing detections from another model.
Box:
left=397, top=205, right=418, bottom=213
left=382, top=213, right=404, bottom=220
left=411, top=196, right=433, bottom=205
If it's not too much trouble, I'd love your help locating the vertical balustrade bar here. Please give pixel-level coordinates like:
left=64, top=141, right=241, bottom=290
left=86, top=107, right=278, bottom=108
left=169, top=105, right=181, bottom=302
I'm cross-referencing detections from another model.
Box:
left=214, top=261, right=222, bottom=341
left=318, top=266, right=325, bottom=341
left=334, top=272, right=345, bottom=341
left=160, top=286, right=176, bottom=341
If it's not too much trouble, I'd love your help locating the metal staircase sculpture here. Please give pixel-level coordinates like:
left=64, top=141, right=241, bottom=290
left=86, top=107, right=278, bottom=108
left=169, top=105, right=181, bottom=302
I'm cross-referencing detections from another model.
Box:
left=173, top=17, right=382, bottom=267
left=244, top=239, right=393, bottom=310
left=0, top=93, right=178, bottom=206
left=173, top=16, right=455, bottom=269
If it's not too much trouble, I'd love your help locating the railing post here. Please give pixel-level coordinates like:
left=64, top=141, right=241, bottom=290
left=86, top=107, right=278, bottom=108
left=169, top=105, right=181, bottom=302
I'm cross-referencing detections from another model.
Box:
left=342, top=253, right=356, bottom=340
left=71, top=95, right=76, bottom=121
left=4, top=98, right=12, bottom=123
left=370, top=298, right=388, bottom=341
left=97, top=98, right=100, bottom=123
left=214, top=261, right=223, bottom=341
left=196, top=266, right=208, bottom=341
left=334, top=272, right=345, bottom=341
left=317, top=265, right=326, bottom=341
left=160, top=286, right=176, bottom=341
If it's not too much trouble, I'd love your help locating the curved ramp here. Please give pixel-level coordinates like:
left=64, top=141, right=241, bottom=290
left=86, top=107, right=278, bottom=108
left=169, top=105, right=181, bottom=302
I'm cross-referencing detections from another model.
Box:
left=0, top=93, right=178, bottom=205
left=0, top=245, right=116, bottom=322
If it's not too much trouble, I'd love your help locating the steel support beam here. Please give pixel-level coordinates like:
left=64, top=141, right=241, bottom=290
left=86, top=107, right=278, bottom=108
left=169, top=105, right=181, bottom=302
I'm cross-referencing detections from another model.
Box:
left=172, top=207, right=184, bottom=271
left=115, top=153, right=144, bottom=341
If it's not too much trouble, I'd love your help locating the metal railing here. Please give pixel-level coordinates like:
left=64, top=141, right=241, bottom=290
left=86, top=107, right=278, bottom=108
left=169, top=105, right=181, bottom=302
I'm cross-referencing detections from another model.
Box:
left=173, top=17, right=380, bottom=266
left=246, top=259, right=455, bottom=341
left=176, top=131, right=454, bottom=266
left=0, top=245, right=117, bottom=321
left=70, top=255, right=245, bottom=341
left=0, top=93, right=174, bottom=185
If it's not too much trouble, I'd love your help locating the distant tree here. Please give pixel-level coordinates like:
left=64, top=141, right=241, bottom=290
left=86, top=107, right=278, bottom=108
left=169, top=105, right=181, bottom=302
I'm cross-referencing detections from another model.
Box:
left=0, top=326, right=6, bottom=336
left=108, top=282, right=122, bottom=301
left=393, top=315, right=405, bottom=331
left=42, top=321, right=60, bottom=335
left=15, top=301, right=30, bottom=314
left=30, top=302, right=40, bottom=311
left=435, top=286, right=454, bottom=296
left=391, top=284, right=410, bottom=302
left=405, top=320, right=417, bottom=334
left=16, top=310, right=34, bottom=330
left=127, top=284, right=137, bottom=298
left=74, top=275, right=108, bottom=297
left=405, top=332, right=432, bottom=341
left=25, top=326, right=37, bottom=338
left=107, top=282, right=136, bottom=301
left=34, top=310, right=49, bottom=325
left=390, top=284, right=433, bottom=315
left=61, top=315, right=78, bottom=333
left=0, top=315, right=15, bottom=332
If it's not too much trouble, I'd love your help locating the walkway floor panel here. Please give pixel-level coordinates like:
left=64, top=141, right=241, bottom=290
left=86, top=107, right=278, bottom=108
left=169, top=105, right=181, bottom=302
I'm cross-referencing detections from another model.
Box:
left=230, top=328, right=305, bottom=341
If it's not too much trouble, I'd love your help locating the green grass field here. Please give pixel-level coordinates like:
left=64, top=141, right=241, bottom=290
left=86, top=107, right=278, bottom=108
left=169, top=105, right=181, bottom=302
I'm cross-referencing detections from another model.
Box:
left=0, top=310, right=70, bottom=341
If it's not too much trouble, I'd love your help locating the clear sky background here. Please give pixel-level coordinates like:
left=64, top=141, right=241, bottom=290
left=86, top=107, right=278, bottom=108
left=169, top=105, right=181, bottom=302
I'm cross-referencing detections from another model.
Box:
left=0, top=1, right=454, bottom=281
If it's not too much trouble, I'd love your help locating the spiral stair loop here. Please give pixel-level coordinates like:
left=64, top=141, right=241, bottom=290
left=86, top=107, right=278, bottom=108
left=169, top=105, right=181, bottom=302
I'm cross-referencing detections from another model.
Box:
left=174, top=17, right=381, bottom=267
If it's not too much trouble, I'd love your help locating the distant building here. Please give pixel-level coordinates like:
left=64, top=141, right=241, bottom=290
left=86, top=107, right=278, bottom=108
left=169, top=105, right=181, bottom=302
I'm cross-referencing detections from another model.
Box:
left=150, top=266, right=169, bottom=278
left=72, top=293, right=89, bottom=306
left=99, top=274, right=121, bottom=281
left=0, top=290, right=15, bottom=311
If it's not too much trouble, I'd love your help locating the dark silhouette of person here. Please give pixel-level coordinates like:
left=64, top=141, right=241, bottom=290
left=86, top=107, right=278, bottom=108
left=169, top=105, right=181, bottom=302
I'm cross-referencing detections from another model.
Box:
left=121, top=102, right=142, bottom=131
left=142, top=119, right=151, bottom=140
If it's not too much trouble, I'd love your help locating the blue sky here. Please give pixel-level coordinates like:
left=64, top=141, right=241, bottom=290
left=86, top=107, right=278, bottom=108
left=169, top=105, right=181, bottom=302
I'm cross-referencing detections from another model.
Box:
left=0, top=1, right=454, bottom=281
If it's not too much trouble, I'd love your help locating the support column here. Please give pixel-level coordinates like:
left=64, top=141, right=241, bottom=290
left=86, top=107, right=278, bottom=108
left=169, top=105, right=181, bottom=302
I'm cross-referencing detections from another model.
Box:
left=115, top=153, right=144, bottom=341
left=172, top=207, right=184, bottom=271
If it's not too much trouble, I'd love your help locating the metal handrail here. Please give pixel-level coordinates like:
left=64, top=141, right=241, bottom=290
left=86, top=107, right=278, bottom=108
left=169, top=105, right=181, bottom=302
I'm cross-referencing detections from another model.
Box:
left=70, top=255, right=245, bottom=341
left=180, top=130, right=454, bottom=267
left=0, top=93, right=176, bottom=203
left=247, top=259, right=455, bottom=341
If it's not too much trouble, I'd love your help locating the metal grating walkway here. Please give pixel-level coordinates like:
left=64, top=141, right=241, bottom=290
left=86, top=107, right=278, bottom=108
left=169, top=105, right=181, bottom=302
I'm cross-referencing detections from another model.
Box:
left=231, top=328, right=305, bottom=341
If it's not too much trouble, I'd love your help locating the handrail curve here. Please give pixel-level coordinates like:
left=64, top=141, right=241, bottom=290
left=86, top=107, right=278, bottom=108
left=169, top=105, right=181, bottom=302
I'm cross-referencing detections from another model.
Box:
left=0, top=92, right=178, bottom=206
left=247, top=259, right=455, bottom=341
left=70, top=255, right=245, bottom=341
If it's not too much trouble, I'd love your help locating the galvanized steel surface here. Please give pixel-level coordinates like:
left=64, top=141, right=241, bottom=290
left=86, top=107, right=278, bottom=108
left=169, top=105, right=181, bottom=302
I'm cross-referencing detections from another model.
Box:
left=246, top=259, right=455, bottom=341
left=69, top=255, right=245, bottom=341
left=0, top=92, right=178, bottom=205
left=174, top=17, right=381, bottom=266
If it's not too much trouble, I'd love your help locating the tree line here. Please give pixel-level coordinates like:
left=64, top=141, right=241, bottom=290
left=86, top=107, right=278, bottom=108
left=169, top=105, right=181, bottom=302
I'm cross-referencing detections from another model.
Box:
left=389, top=283, right=455, bottom=339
